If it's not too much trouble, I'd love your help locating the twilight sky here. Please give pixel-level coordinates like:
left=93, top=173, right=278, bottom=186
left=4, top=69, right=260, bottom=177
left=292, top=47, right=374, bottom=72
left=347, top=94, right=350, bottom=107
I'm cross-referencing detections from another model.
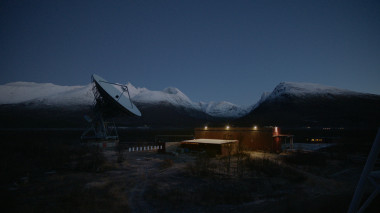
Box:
left=1, top=0, right=379, bottom=106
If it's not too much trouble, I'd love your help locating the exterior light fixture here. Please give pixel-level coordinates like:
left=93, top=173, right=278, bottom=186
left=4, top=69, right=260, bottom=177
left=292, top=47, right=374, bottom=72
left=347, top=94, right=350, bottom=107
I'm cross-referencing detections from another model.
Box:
left=204, top=126, right=208, bottom=130
left=226, top=125, right=230, bottom=130
left=253, top=125, right=258, bottom=130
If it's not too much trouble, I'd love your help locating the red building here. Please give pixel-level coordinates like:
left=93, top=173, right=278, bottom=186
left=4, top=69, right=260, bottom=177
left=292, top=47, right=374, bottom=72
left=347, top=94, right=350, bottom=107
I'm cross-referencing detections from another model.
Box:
left=191, top=126, right=293, bottom=153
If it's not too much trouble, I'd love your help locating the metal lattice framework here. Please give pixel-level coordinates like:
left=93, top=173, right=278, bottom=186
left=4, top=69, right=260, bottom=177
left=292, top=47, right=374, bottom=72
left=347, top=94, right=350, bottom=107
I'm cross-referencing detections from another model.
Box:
left=81, top=74, right=140, bottom=143
left=348, top=128, right=380, bottom=213
left=80, top=80, right=119, bottom=142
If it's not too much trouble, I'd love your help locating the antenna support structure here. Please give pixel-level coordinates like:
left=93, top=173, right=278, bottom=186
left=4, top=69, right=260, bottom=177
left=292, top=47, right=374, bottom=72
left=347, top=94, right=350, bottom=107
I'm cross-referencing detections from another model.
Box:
left=81, top=74, right=141, bottom=143
left=81, top=79, right=119, bottom=142
left=348, top=128, right=380, bottom=213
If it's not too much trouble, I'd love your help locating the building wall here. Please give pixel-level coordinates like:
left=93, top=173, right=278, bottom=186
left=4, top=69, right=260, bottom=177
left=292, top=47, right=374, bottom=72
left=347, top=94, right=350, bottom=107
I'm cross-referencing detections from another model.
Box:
left=195, top=127, right=281, bottom=153
left=181, top=142, right=238, bottom=156
left=220, top=142, right=238, bottom=156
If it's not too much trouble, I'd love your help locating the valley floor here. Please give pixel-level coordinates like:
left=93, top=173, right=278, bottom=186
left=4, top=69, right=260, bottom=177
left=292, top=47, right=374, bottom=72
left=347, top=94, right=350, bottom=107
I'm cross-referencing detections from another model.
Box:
left=1, top=131, right=380, bottom=212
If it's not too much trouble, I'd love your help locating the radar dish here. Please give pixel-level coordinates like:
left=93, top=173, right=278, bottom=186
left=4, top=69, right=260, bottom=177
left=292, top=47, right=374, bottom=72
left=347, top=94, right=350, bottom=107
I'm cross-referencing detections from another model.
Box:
left=81, top=74, right=142, bottom=143
left=92, top=74, right=141, bottom=117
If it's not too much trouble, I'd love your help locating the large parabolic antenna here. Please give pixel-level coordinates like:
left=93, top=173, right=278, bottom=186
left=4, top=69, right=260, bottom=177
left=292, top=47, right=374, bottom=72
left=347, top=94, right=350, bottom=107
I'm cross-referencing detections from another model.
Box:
left=81, top=74, right=141, bottom=142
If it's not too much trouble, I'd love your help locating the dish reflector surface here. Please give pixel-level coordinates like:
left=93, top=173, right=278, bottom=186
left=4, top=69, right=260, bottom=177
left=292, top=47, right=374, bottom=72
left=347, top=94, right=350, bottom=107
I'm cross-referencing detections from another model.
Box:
left=92, top=74, right=141, bottom=117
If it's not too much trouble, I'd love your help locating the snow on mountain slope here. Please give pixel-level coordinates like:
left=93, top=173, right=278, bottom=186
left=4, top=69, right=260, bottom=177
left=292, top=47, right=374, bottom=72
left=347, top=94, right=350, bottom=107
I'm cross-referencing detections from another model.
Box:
left=268, top=82, right=358, bottom=98
left=238, top=82, right=380, bottom=127
left=119, top=84, right=198, bottom=109
left=199, top=101, right=248, bottom=118
left=0, top=81, right=247, bottom=118
left=116, top=84, right=248, bottom=117
left=0, top=82, right=92, bottom=105
left=39, top=84, right=94, bottom=106
left=248, top=82, right=364, bottom=112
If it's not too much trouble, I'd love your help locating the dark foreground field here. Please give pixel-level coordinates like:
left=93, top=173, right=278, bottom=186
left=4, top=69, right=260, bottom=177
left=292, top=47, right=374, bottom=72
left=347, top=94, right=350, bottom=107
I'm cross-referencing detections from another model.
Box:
left=1, top=129, right=380, bottom=212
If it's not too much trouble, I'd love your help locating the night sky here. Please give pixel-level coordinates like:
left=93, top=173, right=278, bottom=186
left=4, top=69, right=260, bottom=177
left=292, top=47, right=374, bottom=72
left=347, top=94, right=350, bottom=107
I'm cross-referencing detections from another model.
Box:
left=1, top=0, right=379, bottom=106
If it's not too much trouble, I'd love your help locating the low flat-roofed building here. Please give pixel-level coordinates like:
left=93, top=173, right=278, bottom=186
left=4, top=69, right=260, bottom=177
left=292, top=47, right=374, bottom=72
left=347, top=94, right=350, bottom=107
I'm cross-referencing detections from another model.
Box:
left=181, top=139, right=238, bottom=156
left=193, top=127, right=293, bottom=153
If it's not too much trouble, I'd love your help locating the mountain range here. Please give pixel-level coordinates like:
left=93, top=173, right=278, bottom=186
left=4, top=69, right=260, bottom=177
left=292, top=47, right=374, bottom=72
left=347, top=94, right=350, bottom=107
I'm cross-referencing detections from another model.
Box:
left=0, top=81, right=248, bottom=117
left=237, top=82, right=380, bottom=128
left=0, top=81, right=247, bottom=128
left=0, top=81, right=379, bottom=128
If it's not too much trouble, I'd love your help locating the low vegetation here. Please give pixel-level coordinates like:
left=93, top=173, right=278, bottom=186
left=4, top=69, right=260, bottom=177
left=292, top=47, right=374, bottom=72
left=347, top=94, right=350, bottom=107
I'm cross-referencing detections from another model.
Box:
left=185, top=152, right=306, bottom=181
left=0, top=130, right=124, bottom=212
left=2, top=130, right=380, bottom=212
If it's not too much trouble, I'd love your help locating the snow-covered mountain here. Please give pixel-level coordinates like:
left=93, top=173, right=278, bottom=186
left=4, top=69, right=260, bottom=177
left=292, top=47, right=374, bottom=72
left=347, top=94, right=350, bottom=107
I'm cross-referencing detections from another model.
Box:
left=199, top=101, right=248, bottom=118
left=266, top=82, right=359, bottom=99
left=238, top=82, right=380, bottom=127
left=120, top=84, right=248, bottom=117
left=0, top=81, right=247, bottom=118
left=121, top=84, right=199, bottom=109
left=2, top=80, right=379, bottom=128
left=0, top=82, right=93, bottom=105
left=249, top=82, right=363, bottom=111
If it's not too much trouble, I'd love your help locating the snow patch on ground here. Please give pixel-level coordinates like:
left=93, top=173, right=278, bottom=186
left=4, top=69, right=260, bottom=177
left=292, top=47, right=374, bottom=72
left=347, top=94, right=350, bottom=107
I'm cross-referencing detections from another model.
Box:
left=283, top=143, right=336, bottom=151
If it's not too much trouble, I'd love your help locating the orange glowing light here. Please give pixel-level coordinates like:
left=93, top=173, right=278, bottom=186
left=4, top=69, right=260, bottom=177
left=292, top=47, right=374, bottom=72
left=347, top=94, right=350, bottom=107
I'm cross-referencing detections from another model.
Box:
left=273, top=126, right=279, bottom=136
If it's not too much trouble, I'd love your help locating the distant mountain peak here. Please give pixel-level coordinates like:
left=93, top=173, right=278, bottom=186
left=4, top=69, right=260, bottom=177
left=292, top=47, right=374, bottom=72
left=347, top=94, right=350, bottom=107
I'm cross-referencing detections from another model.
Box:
left=237, top=81, right=380, bottom=127
left=271, top=82, right=356, bottom=97
left=247, top=82, right=369, bottom=113
left=163, top=87, right=180, bottom=95
left=199, top=101, right=248, bottom=118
